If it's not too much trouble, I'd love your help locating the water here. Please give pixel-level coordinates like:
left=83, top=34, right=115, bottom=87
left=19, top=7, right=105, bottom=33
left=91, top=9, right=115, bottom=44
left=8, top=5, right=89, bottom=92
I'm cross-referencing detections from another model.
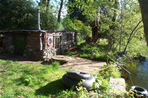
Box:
left=126, top=57, right=148, bottom=90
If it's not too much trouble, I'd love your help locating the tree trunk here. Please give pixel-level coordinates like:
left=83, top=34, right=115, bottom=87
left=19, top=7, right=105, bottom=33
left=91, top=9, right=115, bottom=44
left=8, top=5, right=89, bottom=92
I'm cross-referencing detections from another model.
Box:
left=138, top=0, right=148, bottom=45
left=108, top=0, right=119, bottom=51
left=58, top=0, right=64, bottom=22
left=92, top=25, right=100, bottom=43
left=120, top=0, right=124, bottom=52
left=123, top=20, right=142, bottom=54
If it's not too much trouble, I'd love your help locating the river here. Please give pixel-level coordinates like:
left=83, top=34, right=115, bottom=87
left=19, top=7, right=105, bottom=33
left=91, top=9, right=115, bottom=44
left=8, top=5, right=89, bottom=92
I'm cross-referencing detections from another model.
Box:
left=126, top=57, right=148, bottom=90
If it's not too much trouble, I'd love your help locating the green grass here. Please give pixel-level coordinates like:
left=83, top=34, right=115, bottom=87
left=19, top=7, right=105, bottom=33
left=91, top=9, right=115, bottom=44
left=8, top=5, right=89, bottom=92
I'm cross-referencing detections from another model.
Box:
left=0, top=60, right=67, bottom=98
left=65, top=39, right=108, bottom=61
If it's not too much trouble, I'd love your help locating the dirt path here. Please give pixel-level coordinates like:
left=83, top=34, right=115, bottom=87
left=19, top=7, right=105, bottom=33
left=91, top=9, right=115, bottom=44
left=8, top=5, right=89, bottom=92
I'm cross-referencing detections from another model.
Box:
left=0, top=55, right=106, bottom=74
left=58, top=56, right=106, bottom=74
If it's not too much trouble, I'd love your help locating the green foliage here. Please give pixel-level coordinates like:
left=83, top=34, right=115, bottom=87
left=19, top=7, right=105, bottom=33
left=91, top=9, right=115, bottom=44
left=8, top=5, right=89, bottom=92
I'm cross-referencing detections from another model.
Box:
left=76, top=86, right=89, bottom=98
left=51, top=61, right=60, bottom=70
left=77, top=40, right=86, bottom=46
left=63, top=16, right=91, bottom=41
left=58, top=84, right=91, bottom=98
left=62, top=16, right=75, bottom=30
left=65, top=51, right=74, bottom=56
left=20, top=75, right=32, bottom=86
left=126, top=39, right=148, bottom=58
left=78, top=41, right=108, bottom=61
left=92, top=64, right=124, bottom=97
left=107, top=0, right=146, bottom=57
left=0, top=0, right=59, bottom=30
left=40, top=8, right=59, bottom=30
left=67, top=0, right=147, bottom=59
left=0, top=0, right=37, bottom=30
left=58, top=23, right=64, bottom=30
left=58, top=89, right=77, bottom=98
left=100, top=64, right=121, bottom=79
left=93, top=74, right=111, bottom=97
left=65, top=39, right=108, bottom=61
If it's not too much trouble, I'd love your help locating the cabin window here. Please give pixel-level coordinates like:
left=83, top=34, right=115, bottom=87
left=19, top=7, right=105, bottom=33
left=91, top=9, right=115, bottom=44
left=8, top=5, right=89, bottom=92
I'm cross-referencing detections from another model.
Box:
left=66, top=33, right=73, bottom=41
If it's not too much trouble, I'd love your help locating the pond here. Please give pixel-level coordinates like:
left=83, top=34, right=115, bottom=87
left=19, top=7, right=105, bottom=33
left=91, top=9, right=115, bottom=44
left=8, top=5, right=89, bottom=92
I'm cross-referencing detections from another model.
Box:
left=126, top=57, right=148, bottom=90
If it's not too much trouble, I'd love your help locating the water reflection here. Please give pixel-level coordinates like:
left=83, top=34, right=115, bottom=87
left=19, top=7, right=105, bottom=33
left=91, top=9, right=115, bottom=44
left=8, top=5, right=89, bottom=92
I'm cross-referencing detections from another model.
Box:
left=126, top=59, right=148, bottom=90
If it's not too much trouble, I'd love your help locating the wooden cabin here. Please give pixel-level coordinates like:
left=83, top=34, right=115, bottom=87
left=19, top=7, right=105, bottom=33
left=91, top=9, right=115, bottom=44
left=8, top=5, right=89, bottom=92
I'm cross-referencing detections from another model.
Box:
left=0, top=30, right=76, bottom=60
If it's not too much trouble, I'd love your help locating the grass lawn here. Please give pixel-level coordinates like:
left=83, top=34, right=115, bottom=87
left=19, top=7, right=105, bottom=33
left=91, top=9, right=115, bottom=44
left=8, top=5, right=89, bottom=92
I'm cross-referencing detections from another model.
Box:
left=0, top=60, right=67, bottom=98
left=0, top=58, right=123, bottom=97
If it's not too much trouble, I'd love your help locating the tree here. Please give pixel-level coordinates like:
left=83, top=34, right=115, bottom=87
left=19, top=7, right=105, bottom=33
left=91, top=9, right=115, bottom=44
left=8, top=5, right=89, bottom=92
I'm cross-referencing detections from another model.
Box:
left=40, top=8, right=59, bottom=30
left=0, top=0, right=59, bottom=30
left=0, top=0, right=37, bottom=30
left=38, top=0, right=59, bottom=30
left=138, top=0, right=148, bottom=45
left=39, top=1, right=59, bottom=30
left=68, top=0, right=88, bottom=23
left=40, top=0, right=50, bottom=9
left=58, top=0, right=64, bottom=22
left=67, top=0, right=123, bottom=43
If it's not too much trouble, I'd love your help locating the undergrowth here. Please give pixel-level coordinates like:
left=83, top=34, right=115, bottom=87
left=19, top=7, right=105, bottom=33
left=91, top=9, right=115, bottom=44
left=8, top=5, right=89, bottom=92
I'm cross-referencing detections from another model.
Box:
left=65, top=39, right=108, bottom=61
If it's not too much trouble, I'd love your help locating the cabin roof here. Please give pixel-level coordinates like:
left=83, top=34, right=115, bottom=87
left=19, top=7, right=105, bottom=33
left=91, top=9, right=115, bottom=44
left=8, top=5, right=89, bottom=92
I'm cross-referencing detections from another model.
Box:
left=0, top=30, right=75, bottom=33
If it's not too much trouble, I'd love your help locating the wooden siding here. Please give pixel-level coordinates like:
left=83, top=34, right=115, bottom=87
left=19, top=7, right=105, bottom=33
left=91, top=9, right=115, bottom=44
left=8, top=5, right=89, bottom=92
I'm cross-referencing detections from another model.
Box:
left=26, top=32, right=40, bottom=49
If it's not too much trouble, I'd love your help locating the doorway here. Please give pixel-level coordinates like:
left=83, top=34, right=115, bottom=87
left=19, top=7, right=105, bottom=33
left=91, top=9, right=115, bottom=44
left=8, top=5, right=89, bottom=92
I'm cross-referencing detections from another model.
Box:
left=54, top=36, right=61, bottom=54
left=13, top=33, right=27, bottom=55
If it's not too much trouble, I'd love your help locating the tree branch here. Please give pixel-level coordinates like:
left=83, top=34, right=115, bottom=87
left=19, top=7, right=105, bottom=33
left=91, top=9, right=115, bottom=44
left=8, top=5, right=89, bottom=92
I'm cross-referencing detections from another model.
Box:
left=123, top=20, right=142, bottom=54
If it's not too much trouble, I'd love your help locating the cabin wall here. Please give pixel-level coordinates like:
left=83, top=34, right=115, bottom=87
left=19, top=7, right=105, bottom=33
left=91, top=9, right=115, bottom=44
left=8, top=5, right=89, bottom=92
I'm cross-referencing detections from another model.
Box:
left=24, top=32, right=42, bottom=60
left=43, top=32, right=57, bottom=61
left=43, top=31, right=76, bottom=61
left=60, top=31, right=76, bottom=54
left=4, top=31, right=42, bottom=60
left=3, top=30, right=76, bottom=61
left=4, top=33, right=14, bottom=53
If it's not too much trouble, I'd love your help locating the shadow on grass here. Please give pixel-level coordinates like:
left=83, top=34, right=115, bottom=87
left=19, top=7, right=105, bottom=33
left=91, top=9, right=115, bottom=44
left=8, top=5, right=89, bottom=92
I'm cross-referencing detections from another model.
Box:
left=35, top=79, right=67, bottom=96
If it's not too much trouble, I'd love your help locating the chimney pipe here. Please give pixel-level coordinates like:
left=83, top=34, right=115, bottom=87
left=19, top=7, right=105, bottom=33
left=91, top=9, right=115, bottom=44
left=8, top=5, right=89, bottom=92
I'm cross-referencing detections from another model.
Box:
left=38, top=7, right=41, bottom=30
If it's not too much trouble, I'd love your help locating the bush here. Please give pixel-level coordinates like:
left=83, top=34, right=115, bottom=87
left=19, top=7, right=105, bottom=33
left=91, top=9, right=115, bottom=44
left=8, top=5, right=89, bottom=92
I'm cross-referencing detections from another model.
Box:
left=99, top=64, right=121, bottom=79
left=77, top=42, right=108, bottom=61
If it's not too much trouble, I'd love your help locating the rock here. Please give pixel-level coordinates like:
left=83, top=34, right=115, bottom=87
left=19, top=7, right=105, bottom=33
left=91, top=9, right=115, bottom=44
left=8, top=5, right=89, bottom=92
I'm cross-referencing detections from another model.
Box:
left=109, top=77, right=126, bottom=96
